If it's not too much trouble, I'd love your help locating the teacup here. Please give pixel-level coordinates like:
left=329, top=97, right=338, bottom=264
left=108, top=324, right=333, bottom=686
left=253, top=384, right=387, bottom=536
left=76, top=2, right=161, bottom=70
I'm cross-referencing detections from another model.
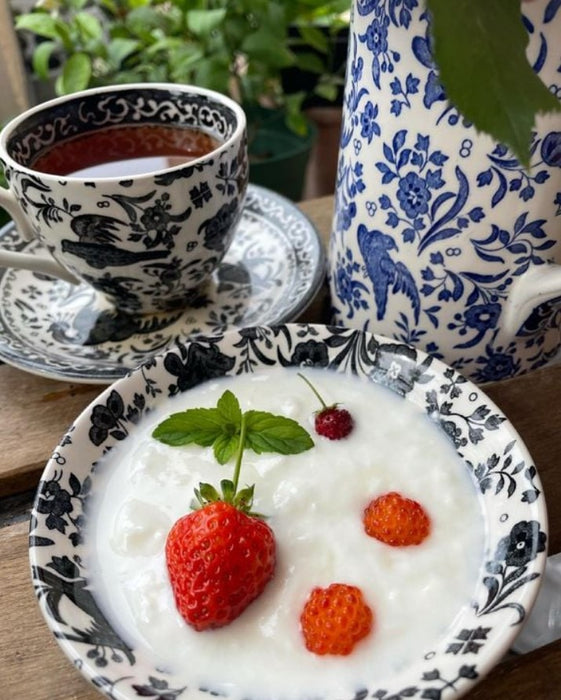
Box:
left=0, top=83, right=248, bottom=314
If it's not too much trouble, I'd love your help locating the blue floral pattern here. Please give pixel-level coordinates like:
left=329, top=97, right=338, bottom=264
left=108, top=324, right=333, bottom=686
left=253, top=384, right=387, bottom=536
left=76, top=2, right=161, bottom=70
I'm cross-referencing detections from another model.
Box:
left=330, top=0, right=561, bottom=381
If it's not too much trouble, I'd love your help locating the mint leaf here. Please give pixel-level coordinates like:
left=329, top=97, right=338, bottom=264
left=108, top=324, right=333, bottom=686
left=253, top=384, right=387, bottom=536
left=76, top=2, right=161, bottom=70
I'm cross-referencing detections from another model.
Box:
left=152, top=388, right=314, bottom=514
left=245, top=411, right=315, bottom=455
left=428, top=0, right=561, bottom=167
left=213, top=432, right=240, bottom=465
left=152, top=391, right=243, bottom=449
left=216, top=390, right=242, bottom=425
left=152, top=407, right=228, bottom=446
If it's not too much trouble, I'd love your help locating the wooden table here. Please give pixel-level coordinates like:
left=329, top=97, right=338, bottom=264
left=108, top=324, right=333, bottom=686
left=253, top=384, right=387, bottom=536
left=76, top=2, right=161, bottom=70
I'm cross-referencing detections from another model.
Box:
left=1, top=197, right=561, bottom=699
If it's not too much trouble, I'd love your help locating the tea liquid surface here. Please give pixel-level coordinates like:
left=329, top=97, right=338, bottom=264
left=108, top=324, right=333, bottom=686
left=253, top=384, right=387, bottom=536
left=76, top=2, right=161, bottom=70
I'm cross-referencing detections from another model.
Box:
left=32, top=123, right=221, bottom=177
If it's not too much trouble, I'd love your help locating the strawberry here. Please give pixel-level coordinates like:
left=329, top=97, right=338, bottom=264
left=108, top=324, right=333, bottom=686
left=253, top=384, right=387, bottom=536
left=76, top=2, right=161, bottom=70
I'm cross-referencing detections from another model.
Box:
left=314, top=405, right=353, bottom=440
left=153, top=389, right=313, bottom=631
left=298, top=372, right=354, bottom=440
left=166, top=500, right=276, bottom=631
left=300, top=583, right=374, bottom=655
left=363, top=491, right=431, bottom=546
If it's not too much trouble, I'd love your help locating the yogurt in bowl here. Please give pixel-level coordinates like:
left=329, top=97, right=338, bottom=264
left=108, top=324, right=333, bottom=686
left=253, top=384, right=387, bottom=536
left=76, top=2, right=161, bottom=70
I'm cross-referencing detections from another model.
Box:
left=29, top=324, right=548, bottom=700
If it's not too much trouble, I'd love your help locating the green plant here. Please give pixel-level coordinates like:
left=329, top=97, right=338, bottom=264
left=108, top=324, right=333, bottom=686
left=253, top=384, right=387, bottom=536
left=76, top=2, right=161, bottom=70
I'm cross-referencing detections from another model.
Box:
left=15, top=0, right=350, bottom=135
left=14, top=0, right=561, bottom=165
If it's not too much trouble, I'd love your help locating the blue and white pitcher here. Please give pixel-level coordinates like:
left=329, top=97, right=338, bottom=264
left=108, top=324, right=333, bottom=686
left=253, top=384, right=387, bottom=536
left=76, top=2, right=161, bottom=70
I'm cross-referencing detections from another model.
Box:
left=329, top=0, right=561, bottom=382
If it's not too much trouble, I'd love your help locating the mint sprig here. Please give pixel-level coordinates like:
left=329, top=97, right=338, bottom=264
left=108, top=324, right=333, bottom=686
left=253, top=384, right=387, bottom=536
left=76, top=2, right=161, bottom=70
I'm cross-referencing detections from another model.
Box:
left=152, top=389, right=314, bottom=513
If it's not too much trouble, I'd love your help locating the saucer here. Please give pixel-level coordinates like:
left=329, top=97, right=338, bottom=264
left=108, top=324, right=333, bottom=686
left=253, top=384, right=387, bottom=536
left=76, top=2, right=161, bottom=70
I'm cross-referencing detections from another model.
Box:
left=0, top=185, right=325, bottom=383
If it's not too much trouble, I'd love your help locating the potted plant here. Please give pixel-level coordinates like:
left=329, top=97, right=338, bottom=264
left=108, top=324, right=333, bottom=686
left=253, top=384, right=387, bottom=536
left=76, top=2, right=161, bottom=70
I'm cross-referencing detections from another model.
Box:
left=13, top=0, right=350, bottom=201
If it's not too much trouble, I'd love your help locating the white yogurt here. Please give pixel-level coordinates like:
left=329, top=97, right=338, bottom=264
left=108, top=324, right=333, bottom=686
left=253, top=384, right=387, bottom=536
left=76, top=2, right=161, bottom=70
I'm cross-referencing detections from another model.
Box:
left=88, top=367, right=485, bottom=699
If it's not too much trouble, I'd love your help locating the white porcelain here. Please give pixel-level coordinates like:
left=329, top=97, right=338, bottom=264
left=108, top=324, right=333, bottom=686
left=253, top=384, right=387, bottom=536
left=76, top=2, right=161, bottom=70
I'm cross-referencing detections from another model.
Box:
left=29, top=323, right=547, bottom=700
left=329, top=0, right=561, bottom=382
left=0, top=83, right=248, bottom=314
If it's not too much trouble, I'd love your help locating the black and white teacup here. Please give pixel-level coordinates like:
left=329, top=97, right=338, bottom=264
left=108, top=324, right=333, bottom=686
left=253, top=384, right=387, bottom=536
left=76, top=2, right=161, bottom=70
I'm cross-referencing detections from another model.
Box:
left=0, top=83, right=248, bottom=314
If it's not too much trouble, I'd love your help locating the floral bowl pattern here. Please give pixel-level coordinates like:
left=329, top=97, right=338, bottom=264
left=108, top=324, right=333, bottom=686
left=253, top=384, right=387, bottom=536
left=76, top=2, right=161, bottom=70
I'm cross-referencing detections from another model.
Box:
left=29, top=323, right=547, bottom=699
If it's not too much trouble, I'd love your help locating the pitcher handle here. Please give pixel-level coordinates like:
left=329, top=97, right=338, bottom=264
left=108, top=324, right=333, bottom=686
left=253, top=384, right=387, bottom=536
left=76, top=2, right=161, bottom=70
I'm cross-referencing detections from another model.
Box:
left=0, top=186, right=79, bottom=284
left=502, top=263, right=561, bottom=336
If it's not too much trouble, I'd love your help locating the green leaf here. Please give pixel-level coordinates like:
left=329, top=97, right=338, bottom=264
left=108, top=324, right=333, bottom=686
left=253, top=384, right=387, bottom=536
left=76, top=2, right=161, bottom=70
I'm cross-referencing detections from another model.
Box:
left=427, top=0, right=561, bottom=167
left=192, top=54, right=231, bottom=94
left=187, top=8, right=227, bottom=37
left=314, top=81, right=338, bottom=102
left=58, top=53, right=92, bottom=94
left=292, top=51, right=326, bottom=74
left=241, top=30, right=295, bottom=68
left=245, top=410, right=314, bottom=455
left=151, top=407, right=225, bottom=446
left=153, top=389, right=313, bottom=511
left=107, top=38, right=140, bottom=68
left=168, top=45, right=205, bottom=81
left=213, top=432, right=240, bottom=465
left=284, top=92, right=309, bottom=135
left=216, top=390, right=242, bottom=425
left=297, top=24, right=329, bottom=53
left=32, top=40, right=58, bottom=80
left=75, top=10, right=104, bottom=41
left=195, top=481, right=221, bottom=505
left=220, top=479, right=236, bottom=502
left=15, top=13, right=59, bottom=40
left=234, top=484, right=255, bottom=511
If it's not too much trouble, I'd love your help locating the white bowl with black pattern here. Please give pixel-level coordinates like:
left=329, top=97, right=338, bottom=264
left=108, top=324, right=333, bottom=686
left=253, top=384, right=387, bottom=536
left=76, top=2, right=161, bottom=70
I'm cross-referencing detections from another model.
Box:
left=29, top=324, right=548, bottom=699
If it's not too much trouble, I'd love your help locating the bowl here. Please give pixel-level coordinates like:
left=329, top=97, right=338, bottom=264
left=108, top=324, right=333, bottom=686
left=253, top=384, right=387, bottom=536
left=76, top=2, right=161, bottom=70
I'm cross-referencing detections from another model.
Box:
left=29, top=324, right=548, bottom=700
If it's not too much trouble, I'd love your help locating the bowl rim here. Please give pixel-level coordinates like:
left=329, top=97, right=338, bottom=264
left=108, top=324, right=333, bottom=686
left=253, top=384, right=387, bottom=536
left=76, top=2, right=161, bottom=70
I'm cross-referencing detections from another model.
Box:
left=28, top=323, right=549, bottom=700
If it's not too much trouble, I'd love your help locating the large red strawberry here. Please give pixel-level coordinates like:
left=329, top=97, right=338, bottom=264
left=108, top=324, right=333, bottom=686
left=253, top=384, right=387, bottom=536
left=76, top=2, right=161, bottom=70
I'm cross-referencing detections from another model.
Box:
left=298, top=372, right=354, bottom=440
left=300, top=583, right=374, bottom=655
left=166, top=500, right=276, bottom=631
left=153, top=389, right=314, bottom=631
left=363, top=491, right=431, bottom=546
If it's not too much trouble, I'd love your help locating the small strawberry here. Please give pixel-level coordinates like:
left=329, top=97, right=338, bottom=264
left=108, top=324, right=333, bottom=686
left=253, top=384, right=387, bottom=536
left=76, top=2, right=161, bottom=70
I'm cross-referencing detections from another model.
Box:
left=153, top=389, right=314, bottom=631
left=166, top=499, right=276, bottom=631
left=363, top=491, right=431, bottom=546
left=298, top=372, right=354, bottom=440
left=300, top=583, right=374, bottom=656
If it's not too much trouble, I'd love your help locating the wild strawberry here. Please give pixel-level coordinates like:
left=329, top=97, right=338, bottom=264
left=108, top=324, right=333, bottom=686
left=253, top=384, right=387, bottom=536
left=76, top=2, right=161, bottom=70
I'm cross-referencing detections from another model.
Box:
left=363, top=491, right=431, bottom=546
left=298, top=372, right=354, bottom=440
left=300, top=583, right=374, bottom=656
left=166, top=500, right=276, bottom=631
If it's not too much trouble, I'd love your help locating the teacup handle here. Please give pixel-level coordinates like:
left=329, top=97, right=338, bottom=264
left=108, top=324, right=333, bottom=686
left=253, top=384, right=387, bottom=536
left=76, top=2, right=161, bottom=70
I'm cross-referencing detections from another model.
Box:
left=502, top=263, right=561, bottom=335
left=0, top=187, right=79, bottom=284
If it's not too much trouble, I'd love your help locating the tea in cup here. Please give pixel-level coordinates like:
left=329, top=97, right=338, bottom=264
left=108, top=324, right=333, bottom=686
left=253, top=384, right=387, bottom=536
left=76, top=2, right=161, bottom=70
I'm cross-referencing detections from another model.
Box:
left=0, top=83, right=248, bottom=314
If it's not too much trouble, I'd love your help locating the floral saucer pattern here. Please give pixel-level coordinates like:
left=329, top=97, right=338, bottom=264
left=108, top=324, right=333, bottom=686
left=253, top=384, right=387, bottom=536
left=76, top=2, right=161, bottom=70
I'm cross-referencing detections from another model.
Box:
left=0, top=185, right=325, bottom=383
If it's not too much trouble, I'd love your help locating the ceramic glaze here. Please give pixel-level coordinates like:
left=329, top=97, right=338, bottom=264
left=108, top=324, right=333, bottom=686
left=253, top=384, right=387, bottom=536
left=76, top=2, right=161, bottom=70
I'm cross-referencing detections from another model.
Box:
left=28, top=325, right=548, bottom=700
left=0, top=83, right=248, bottom=314
left=330, top=0, right=561, bottom=382
left=0, top=186, right=324, bottom=383
left=88, top=367, right=484, bottom=699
